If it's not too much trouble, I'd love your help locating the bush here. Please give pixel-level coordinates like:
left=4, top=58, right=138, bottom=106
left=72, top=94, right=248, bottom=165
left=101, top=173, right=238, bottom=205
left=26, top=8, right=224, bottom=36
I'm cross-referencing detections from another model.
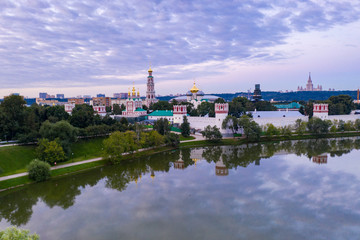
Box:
left=0, top=226, right=39, bottom=240
left=28, top=159, right=51, bottom=182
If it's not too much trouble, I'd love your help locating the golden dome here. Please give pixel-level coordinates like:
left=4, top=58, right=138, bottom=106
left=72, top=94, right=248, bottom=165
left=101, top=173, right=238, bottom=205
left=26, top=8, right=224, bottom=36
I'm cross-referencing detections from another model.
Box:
left=148, top=66, right=152, bottom=72
left=190, top=81, right=199, bottom=93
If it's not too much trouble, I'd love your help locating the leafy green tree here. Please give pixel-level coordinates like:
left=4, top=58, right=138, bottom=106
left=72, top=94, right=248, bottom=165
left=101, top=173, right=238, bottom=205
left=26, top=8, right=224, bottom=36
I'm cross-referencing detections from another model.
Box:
left=102, top=115, right=116, bottom=125
left=294, top=119, right=307, bottom=135
left=0, top=226, right=39, bottom=240
left=214, top=98, right=226, bottom=103
left=197, top=102, right=215, bottom=117
left=238, top=115, right=261, bottom=141
left=103, top=131, right=140, bottom=163
left=180, top=116, right=191, bottom=137
left=44, top=105, right=69, bottom=123
left=265, top=123, right=279, bottom=138
left=201, top=125, right=222, bottom=142
left=0, top=95, right=26, bottom=140
left=222, top=115, right=238, bottom=136
left=154, top=118, right=170, bottom=135
left=150, top=101, right=172, bottom=110
left=328, top=95, right=354, bottom=115
left=39, top=120, right=78, bottom=155
left=165, top=133, right=180, bottom=147
left=228, top=97, right=248, bottom=117
left=280, top=125, right=292, bottom=138
left=28, top=159, right=51, bottom=182
left=254, top=101, right=277, bottom=111
left=142, top=130, right=164, bottom=147
left=307, top=117, right=331, bottom=135
left=70, top=104, right=95, bottom=128
left=36, top=138, right=66, bottom=164
left=355, top=119, right=360, bottom=130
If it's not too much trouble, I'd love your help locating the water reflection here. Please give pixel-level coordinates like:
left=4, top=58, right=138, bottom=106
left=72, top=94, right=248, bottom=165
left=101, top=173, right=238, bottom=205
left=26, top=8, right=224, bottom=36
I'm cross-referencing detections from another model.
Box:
left=1, top=137, right=360, bottom=230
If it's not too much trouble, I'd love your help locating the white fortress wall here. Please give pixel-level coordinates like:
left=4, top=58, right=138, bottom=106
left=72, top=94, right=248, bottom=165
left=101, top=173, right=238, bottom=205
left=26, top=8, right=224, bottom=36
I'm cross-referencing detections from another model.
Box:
left=253, top=116, right=308, bottom=128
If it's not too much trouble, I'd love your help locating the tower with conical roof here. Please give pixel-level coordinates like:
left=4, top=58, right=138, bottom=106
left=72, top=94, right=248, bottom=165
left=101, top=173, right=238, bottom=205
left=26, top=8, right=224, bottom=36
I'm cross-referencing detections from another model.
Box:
left=306, top=72, right=313, bottom=91
left=145, top=66, right=157, bottom=107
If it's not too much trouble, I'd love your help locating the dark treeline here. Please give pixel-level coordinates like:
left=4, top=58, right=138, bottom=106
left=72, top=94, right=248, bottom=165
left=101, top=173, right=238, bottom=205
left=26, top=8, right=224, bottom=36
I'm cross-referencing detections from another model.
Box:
left=158, top=91, right=358, bottom=102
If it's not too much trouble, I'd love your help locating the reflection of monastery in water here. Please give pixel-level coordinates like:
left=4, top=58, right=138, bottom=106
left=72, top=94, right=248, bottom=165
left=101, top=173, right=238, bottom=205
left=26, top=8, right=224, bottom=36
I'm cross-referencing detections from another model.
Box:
left=174, top=159, right=185, bottom=169
left=215, top=159, right=229, bottom=176
left=312, top=155, right=328, bottom=164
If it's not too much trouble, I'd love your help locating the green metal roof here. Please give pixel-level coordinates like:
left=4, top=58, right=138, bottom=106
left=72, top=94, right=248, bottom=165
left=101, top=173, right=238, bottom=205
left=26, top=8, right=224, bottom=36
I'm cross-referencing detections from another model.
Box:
left=135, top=108, right=146, bottom=112
left=148, top=110, right=173, bottom=116
left=274, top=102, right=303, bottom=109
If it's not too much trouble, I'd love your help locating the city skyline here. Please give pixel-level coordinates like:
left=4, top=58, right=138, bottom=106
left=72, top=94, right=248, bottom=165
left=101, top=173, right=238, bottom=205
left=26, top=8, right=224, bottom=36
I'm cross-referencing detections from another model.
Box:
left=0, top=1, right=360, bottom=98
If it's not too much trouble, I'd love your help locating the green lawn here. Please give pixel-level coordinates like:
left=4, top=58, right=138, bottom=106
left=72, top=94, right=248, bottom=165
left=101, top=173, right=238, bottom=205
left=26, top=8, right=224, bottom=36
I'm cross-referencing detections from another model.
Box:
left=0, top=145, right=36, bottom=177
left=179, top=135, right=196, bottom=141
left=0, top=137, right=107, bottom=177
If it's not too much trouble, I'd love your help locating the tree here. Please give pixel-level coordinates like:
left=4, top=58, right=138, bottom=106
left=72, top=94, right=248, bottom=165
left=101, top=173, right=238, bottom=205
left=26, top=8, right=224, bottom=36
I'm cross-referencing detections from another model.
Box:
left=197, top=102, right=215, bottom=117
left=228, top=97, right=248, bottom=117
left=265, top=123, right=279, bottom=138
left=165, top=133, right=180, bottom=147
left=307, top=117, right=331, bottom=135
left=28, top=159, right=51, bottom=182
left=39, top=120, right=78, bottom=155
left=238, top=115, right=262, bottom=141
left=150, top=101, right=172, bottom=111
left=222, top=115, right=238, bottom=136
left=201, top=125, right=222, bottom=142
left=328, top=95, right=354, bottom=115
left=154, top=118, right=170, bottom=135
left=103, top=131, right=140, bottom=163
left=142, top=130, right=164, bottom=147
left=36, top=138, right=66, bottom=164
left=294, top=119, right=307, bottom=135
left=0, top=95, right=26, bottom=140
left=44, top=105, right=69, bottom=123
left=0, top=227, right=39, bottom=240
left=180, top=116, right=191, bottom=137
left=70, top=104, right=95, bottom=128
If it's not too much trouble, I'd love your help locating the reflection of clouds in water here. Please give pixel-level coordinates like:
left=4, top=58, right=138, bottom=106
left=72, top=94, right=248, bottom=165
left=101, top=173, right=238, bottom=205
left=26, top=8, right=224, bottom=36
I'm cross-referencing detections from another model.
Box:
left=2, top=145, right=360, bottom=239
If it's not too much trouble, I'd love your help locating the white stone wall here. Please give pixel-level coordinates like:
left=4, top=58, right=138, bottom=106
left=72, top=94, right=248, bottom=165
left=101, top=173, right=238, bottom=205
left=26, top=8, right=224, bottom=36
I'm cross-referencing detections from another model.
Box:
left=148, top=116, right=174, bottom=122
left=253, top=116, right=308, bottom=128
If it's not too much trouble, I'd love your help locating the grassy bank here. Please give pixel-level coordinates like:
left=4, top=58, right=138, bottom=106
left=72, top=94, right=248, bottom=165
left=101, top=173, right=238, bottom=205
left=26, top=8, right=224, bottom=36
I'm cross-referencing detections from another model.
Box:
left=0, top=137, right=105, bottom=177
left=0, top=145, right=174, bottom=191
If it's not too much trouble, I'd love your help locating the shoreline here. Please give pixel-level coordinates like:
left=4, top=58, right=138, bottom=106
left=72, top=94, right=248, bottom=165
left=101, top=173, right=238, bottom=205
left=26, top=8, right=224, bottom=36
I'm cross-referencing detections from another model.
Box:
left=1, top=131, right=360, bottom=192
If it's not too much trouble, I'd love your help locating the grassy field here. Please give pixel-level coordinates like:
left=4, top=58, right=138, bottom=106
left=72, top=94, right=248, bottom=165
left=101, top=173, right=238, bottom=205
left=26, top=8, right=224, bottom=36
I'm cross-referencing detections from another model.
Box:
left=0, top=137, right=106, bottom=177
left=178, top=135, right=196, bottom=141
left=0, top=145, right=36, bottom=177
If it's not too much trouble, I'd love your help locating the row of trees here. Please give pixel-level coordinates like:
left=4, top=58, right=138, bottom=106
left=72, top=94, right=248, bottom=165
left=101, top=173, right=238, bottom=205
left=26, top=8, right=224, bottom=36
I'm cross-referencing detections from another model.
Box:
left=299, top=95, right=355, bottom=116
left=103, top=130, right=179, bottom=163
left=264, top=118, right=360, bottom=137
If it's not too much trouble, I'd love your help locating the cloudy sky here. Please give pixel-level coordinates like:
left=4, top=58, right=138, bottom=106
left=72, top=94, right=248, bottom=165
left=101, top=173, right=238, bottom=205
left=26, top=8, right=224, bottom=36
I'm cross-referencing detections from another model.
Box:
left=0, top=0, right=360, bottom=98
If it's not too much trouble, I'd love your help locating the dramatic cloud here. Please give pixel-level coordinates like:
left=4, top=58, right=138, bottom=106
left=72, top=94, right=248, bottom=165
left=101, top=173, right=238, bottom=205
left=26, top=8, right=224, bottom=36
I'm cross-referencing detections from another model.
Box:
left=0, top=0, right=360, bottom=96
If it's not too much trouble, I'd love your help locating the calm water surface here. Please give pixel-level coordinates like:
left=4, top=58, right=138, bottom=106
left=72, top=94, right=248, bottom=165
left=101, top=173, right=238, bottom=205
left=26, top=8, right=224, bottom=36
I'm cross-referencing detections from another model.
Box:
left=1, top=138, right=360, bottom=240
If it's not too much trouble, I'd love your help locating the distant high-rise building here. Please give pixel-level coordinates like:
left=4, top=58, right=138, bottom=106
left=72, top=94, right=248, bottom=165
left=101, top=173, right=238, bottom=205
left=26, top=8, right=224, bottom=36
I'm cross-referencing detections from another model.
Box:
left=97, top=94, right=105, bottom=98
left=56, top=94, right=65, bottom=99
left=297, top=73, right=322, bottom=91
left=39, top=92, right=47, bottom=99
left=253, top=84, right=262, bottom=101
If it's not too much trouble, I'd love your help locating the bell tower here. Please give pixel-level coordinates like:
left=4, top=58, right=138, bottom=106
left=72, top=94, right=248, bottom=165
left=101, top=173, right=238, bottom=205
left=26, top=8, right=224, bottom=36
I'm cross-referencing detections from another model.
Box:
left=145, top=66, right=157, bottom=107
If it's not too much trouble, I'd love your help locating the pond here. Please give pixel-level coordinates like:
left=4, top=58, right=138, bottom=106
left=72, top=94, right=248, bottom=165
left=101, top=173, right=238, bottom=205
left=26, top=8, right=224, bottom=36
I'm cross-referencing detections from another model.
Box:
left=1, top=138, right=360, bottom=240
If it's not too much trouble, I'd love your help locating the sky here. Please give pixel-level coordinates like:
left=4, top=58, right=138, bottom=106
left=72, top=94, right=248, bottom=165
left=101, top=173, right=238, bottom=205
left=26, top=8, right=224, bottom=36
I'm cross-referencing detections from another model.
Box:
left=0, top=0, right=360, bottom=98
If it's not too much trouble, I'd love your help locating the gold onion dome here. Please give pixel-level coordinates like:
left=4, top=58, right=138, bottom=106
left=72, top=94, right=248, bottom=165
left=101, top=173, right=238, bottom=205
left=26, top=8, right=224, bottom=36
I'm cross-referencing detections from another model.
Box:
left=148, top=66, right=152, bottom=72
left=190, top=81, right=199, bottom=93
